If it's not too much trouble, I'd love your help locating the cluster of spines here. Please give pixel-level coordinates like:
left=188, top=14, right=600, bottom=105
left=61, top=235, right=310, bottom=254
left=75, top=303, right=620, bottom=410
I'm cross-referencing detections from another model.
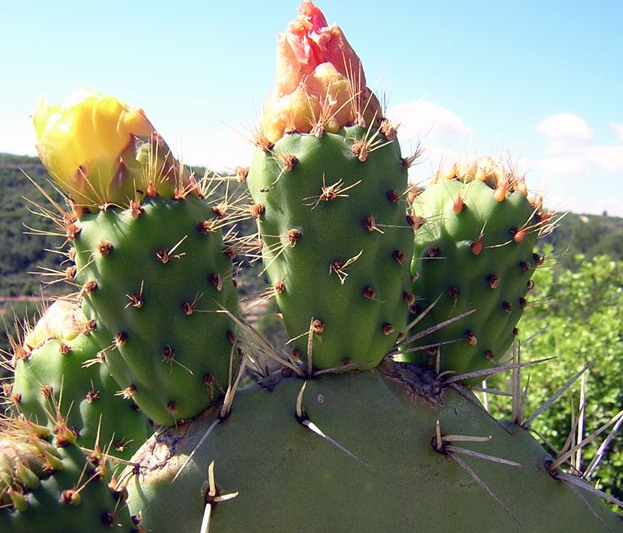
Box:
left=74, top=176, right=246, bottom=425
left=17, top=166, right=249, bottom=428
left=0, top=416, right=141, bottom=531
left=2, top=299, right=152, bottom=461
left=430, top=157, right=554, bottom=237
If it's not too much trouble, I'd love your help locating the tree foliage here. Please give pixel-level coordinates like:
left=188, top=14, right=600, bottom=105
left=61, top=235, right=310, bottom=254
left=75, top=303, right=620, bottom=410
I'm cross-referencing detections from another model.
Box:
left=540, top=213, right=623, bottom=268
left=488, top=253, right=623, bottom=503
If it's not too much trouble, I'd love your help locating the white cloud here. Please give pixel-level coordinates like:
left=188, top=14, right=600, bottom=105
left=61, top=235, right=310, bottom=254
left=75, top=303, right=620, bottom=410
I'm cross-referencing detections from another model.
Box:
left=531, top=112, right=623, bottom=217
left=532, top=154, right=590, bottom=177
left=535, top=113, right=595, bottom=156
left=536, top=112, right=593, bottom=144
left=383, top=105, right=623, bottom=217
left=168, top=126, right=255, bottom=173
left=534, top=112, right=623, bottom=175
left=386, top=99, right=476, bottom=181
left=611, top=121, right=623, bottom=142
left=585, top=145, right=623, bottom=172
left=387, top=100, right=474, bottom=146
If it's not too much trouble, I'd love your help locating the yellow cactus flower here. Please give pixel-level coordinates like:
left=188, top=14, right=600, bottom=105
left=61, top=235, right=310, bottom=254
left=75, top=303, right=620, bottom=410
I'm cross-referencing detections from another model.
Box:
left=33, top=89, right=191, bottom=210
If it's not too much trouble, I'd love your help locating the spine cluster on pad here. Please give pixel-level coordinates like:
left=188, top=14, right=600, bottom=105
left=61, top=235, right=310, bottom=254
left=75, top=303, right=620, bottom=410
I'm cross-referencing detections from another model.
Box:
left=123, top=366, right=623, bottom=533
left=9, top=300, right=151, bottom=460
left=0, top=418, right=141, bottom=532
left=246, top=1, right=413, bottom=370
left=1, top=2, right=621, bottom=532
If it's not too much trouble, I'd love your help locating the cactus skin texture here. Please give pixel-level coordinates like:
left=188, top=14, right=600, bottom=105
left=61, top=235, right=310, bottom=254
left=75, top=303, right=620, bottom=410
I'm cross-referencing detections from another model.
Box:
left=248, top=126, right=412, bottom=370
left=10, top=302, right=152, bottom=461
left=124, top=364, right=622, bottom=533
left=73, top=195, right=239, bottom=426
left=19, top=5, right=621, bottom=533
left=32, top=88, right=238, bottom=426
left=401, top=157, right=549, bottom=378
left=0, top=418, right=140, bottom=533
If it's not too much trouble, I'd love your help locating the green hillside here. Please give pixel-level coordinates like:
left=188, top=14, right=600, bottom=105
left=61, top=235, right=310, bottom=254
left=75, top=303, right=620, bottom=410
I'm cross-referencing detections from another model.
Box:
left=541, top=211, right=623, bottom=269
left=0, top=153, right=69, bottom=299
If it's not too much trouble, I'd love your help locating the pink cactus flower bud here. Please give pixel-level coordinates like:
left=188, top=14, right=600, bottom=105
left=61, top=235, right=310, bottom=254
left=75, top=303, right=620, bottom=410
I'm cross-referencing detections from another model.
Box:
left=261, top=0, right=381, bottom=142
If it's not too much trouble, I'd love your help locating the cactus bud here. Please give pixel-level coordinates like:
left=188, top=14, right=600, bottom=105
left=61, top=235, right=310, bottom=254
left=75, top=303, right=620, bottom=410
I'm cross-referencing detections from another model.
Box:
left=33, top=88, right=193, bottom=210
left=261, top=0, right=381, bottom=142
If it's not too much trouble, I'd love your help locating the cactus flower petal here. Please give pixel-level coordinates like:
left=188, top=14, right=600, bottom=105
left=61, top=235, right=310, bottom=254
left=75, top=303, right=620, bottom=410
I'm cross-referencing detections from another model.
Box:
left=262, top=0, right=381, bottom=142
left=33, top=89, right=189, bottom=210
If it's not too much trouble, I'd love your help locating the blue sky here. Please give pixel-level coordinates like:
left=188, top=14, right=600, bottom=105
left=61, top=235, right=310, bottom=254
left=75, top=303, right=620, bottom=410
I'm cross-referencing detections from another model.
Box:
left=2, top=1, right=622, bottom=215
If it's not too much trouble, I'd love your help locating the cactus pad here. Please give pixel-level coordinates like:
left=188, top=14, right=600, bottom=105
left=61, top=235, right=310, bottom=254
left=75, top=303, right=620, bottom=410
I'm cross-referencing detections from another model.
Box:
left=248, top=125, right=413, bottom=370
left=124, top=363, right=622, bottom=532
left=402, top=158, right=551, bottom=378
left=74, top=196, right=239, bottom=426
left=10, top=302, right=152, bottom=460
left=0, top=418, right=140, bottom=532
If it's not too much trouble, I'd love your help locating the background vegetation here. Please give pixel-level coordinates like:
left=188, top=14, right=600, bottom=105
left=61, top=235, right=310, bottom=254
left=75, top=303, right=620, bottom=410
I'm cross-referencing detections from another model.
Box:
left=487, top=253, right=623, bottom=504
left=1, top=152, right=621, bottom=504
left=0, top=154, right=69, bottom=297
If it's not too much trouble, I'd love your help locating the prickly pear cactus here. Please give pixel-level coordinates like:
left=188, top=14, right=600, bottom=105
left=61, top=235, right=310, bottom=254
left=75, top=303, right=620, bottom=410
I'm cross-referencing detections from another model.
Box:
left=247, top=0, right=413, bottom=370
left=401, top=157, right=552, bottom=377
left=4, top=2, right=620, bottom=533
left=9, top=300, right=152, bottom=460
left=32, top=90, right=240, bottom=426
left=123, top=364, right=623, bottom=533
left=0, top=417, right=141, bottom=533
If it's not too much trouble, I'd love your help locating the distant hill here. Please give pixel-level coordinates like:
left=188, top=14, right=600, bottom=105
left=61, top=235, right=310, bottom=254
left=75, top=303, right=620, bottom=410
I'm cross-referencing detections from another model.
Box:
left=0, top=153, right=70, bottom=299
left=539, top=210, right=623, bottom=269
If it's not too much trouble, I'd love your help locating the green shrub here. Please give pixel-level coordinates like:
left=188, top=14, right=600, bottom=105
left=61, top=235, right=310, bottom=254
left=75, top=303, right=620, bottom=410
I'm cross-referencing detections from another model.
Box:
left=488, top=253, right=623, bottom=503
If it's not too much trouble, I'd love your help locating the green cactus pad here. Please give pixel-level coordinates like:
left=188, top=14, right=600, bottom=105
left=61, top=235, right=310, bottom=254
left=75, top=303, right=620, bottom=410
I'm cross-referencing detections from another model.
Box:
left=247, top=125, right=413, bottom=370
left=402, top=166, right=546, bottom=378
left=11, top=332, right=152, bottom=461
left=0, top=419, right=140, bottom=532
left=124, top=363, right=622, bottom=532
left=73, top=196, right=239, bottom=426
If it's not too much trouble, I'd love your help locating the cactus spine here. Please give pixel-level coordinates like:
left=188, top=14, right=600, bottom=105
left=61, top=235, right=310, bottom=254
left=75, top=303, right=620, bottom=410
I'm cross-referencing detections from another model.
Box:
left=10, top=300, right=151, bottom=460
left=124, top=364, right=622, bottom=532
left=31, top=90, right=240, bottom=426
left=73, top=193, right=239, bottom=426
left=0, top=418, right=141, bottom=532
